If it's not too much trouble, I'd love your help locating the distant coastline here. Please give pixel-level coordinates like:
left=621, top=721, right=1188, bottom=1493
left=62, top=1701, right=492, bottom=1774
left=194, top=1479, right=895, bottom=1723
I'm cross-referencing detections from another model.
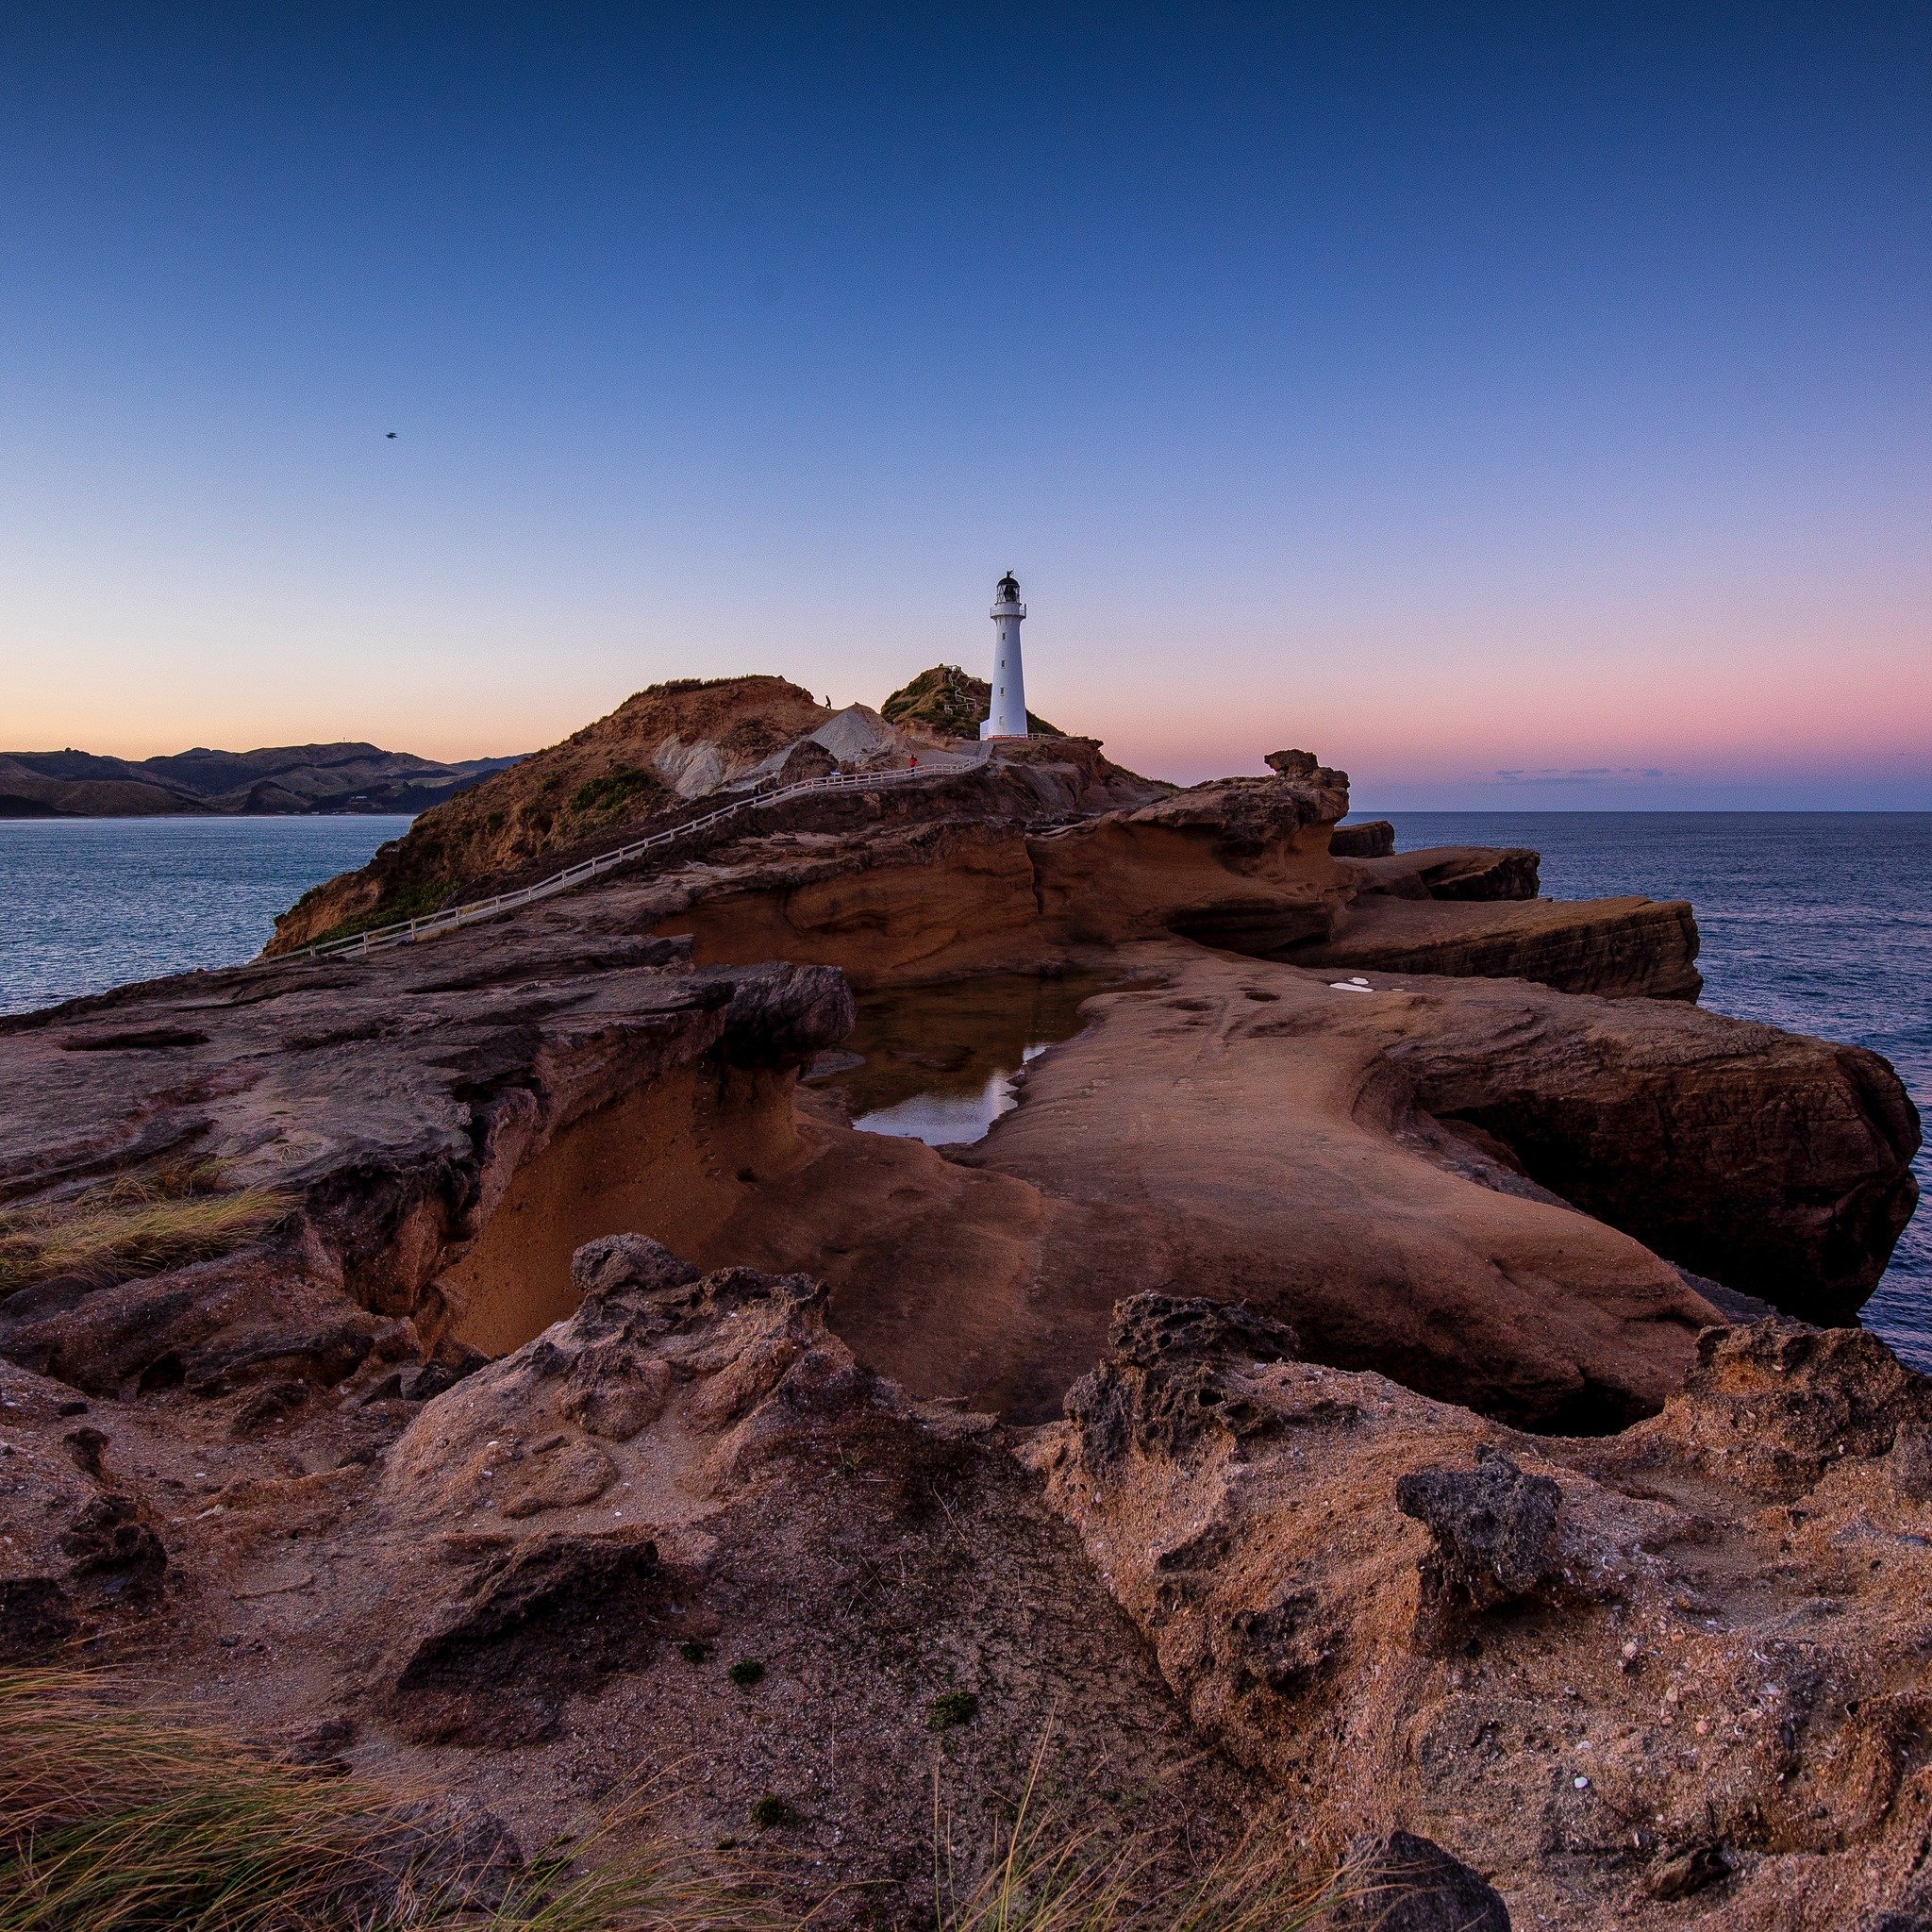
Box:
left=0, top=741, right=524, bottom=819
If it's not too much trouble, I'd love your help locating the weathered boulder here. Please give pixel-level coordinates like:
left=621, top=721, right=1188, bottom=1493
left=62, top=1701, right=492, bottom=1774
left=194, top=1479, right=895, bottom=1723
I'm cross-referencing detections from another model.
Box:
left=1393, top=1449, right=1565, bottom=1610
left=347, top=1251, right=1256, bottom=1892
left=1328, top=818, right=1395, bottom=858
left=1394, top=976, right=1921, bottom=1322
left=1330, top=1830, right=1510, bottom=1931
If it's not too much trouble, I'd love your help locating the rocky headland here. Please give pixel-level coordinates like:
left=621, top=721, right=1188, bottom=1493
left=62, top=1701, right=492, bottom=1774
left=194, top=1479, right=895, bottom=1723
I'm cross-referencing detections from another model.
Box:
left=0, top=674, right=1922, bottom=1929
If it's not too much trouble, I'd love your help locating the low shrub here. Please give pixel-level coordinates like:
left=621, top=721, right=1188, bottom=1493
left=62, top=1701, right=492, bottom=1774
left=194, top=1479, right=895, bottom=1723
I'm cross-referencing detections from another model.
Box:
left=927, top=1692, right=979, bottom=1732
left=569, top=769, right=661, bottom=818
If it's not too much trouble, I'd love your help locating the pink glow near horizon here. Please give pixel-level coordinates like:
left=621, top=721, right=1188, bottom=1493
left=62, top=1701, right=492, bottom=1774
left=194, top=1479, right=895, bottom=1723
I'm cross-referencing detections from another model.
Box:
left=9, top=582, right=1928, bottom=809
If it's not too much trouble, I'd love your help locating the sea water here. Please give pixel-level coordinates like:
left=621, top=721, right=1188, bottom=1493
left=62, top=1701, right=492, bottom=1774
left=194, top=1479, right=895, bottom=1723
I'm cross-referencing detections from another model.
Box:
left=0, top=816, right=409, bottom=1014
left=1, top=811, right=1925, bottom=1361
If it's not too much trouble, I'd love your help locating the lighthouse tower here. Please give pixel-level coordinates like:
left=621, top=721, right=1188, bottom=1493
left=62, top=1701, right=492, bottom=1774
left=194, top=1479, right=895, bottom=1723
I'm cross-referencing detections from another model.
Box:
left=979, top=570, right=1028, bottom=740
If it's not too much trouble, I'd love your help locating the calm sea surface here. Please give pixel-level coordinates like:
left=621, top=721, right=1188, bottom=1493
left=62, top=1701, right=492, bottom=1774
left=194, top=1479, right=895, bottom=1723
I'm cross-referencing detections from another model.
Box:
left=0, top=816, right=409, bottom=1015
left=1, top=811, right=1925, bottom=1362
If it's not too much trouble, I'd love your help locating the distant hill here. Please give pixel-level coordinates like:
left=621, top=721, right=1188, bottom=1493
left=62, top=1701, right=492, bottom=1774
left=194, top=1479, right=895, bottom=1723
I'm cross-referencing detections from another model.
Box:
left=0, top=743, right=525, bottom=819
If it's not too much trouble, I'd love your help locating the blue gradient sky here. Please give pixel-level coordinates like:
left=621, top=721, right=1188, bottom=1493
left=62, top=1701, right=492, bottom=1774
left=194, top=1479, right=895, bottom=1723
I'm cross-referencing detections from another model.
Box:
left=2, top=4, right=1927, bottom=806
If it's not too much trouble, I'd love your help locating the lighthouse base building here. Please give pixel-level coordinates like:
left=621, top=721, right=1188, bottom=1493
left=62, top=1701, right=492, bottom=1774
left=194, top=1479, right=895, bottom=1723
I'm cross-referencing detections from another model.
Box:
left=979, top=571, right=1029, bottom=740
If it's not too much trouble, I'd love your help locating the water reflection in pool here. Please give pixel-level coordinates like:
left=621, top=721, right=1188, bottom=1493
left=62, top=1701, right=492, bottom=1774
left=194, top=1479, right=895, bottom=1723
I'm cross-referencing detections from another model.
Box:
left=806, top=971, right=1123, bottom=1147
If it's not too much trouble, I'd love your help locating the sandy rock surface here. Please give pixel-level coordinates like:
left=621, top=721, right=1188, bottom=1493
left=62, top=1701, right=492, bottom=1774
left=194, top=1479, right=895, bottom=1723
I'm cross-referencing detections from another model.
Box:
left=7, top=1246, right=1265, bottom=1918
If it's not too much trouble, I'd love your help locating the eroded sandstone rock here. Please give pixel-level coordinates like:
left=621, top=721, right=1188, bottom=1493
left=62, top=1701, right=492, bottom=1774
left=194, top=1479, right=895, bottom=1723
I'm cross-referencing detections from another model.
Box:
left=0, top=939, right=853, bottom=1393
left=1033, top=1293, right=1932, bottom=1931
left=951, top=945, right=1915, bottom=1422
left=1292, top=891, right=1703, bottom=1000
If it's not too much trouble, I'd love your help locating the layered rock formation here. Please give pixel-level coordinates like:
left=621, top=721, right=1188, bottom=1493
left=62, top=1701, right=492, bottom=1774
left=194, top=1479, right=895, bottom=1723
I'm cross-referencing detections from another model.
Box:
left=1290, top=891, right=1705, bottom=1001
left=2, top=684, right=1924, bottom=1929
left=0, top=929, right=851, bottom=1395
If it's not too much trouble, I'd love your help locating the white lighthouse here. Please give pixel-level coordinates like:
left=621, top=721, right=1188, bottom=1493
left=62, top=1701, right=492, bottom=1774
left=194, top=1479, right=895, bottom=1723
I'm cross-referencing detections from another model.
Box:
left=979, top=570, right=1029, bottom=740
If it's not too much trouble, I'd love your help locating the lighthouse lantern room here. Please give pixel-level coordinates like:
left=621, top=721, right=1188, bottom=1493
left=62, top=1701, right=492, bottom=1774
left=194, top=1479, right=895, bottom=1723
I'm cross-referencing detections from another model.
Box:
left=979, top=571, right=1029, bottom=741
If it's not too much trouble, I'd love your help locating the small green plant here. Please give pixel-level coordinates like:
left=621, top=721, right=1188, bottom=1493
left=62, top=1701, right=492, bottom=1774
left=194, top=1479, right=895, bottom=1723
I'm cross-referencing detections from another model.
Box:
left=726, top=1659, right=765, bottom=1688
left=747, top=1796, right=799, bottom=1832
left=680, top=1640, right=712, bottom=1665
left=569, top=768, right=660, bottom=818
left=927, top=1691, right=979, bottom=1732
left=308, top=873, right=461, bottom=948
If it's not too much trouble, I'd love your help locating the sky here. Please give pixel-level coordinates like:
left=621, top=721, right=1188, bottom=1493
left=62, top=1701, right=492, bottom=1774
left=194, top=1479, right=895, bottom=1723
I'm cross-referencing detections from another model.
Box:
left=1, top=4, right=1927, bottom=808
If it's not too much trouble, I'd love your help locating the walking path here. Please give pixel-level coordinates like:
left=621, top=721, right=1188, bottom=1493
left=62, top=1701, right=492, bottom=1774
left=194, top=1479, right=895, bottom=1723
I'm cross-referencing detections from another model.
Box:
left=293, top=748, right=988, bottom=960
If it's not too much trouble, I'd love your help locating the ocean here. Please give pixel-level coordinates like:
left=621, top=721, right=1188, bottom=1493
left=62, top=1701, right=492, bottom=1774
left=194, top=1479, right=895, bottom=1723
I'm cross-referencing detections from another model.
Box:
left=1, top=810, right=1925, bottom=1363
left=0, top=815, right=409, bottom=1016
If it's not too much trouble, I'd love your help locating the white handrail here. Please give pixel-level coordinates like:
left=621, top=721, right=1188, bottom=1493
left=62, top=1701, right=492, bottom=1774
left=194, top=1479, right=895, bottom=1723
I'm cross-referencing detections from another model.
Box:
left=291, top=749, right=987, bottom=961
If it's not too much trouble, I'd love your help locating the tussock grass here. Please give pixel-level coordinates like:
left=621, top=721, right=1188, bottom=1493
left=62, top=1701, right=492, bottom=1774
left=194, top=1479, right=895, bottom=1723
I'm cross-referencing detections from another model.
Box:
left=933, top=1733, right=1333, bottom=1932
left=0, top=1671, right=758, bottom=1932
left=0, top=1169, right=283, bottom=1297
left=0, top=1674, right=1349, bottom=1932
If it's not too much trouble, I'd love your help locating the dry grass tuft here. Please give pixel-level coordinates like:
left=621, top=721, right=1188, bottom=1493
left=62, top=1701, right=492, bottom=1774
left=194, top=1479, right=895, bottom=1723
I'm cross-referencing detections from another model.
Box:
left=0, top=1671, right=762, bottom=1932
left=933, top=1732, right=1332, bottom=1932
left=0, top=1675, right=1347, bottom=1932
left=0, top=1168, right=283, bottom=1297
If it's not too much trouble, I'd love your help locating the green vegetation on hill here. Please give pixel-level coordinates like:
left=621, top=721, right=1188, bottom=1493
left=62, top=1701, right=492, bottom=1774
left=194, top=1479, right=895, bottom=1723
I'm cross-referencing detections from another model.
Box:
left=568, top=767, right=662, bottom=818
left=881, top=665, right=1061, bottom=740
left=267, top=676, right=822, bottom=955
